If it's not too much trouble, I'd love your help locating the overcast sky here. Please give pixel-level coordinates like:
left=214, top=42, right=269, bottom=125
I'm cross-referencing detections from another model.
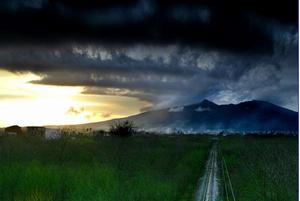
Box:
left=0, top=0, right=298, bottom=126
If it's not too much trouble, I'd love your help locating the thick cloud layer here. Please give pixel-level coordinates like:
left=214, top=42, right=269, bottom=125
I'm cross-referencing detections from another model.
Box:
left=0, top=23, right=297, bottom=111
left=0, top=0, right=297, bottom=53
left=0, top=0, right=298, bottom=111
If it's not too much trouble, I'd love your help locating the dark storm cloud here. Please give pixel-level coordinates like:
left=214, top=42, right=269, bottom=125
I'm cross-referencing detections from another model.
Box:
left=0, top=45, right=198, bottom=76
left=0, top=0, right=297, bottom=52
left=0, top=22, right=296, bottom=110
left=0, top=0, right=297, bottom=111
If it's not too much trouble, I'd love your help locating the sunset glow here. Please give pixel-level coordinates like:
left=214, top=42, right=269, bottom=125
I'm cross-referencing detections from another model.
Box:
left=0, top=70, right=148, bottom=127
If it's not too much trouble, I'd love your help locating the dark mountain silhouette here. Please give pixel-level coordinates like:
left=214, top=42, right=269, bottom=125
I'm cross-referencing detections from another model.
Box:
left=75, top=99, right=298, bottom=133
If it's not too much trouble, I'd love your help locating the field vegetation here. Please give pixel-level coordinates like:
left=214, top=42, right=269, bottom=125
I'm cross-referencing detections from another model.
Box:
left=0, top=133, right=297, bottom=201
left=219, top=136, right=297, bottom=201
left=0, top=135, right=210, bottom=201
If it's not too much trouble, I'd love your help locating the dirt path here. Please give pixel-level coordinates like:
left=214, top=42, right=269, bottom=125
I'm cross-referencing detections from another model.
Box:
left=195, top=143, right=218, bottom=201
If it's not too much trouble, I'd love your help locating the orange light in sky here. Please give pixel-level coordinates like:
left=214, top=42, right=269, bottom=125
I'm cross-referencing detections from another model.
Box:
left=0, top=69, right=148, bottom=127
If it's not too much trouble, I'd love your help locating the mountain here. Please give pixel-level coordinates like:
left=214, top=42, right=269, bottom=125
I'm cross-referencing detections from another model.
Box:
left=72, top=100, right=298, bottom=133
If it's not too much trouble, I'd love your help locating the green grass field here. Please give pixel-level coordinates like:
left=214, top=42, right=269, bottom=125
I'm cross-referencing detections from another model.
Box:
left=0, top=135, right=297, bottom=201
left=220, top=136, right=298, bottom=201
left=0, top=135, right=211, bottom=201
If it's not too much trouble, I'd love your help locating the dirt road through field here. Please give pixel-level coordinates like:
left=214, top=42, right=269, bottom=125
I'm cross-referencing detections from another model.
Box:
left=195, top=142, right=218, bottom=201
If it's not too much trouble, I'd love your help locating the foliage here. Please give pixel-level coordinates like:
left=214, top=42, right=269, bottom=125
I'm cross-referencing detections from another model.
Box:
left=0, top=135, right=210, bottom=201
left=109, top=120, right=136, bottom=137
left=1, top=134, right=296, bottom=201
left=219, top=136, right=297, bottom=201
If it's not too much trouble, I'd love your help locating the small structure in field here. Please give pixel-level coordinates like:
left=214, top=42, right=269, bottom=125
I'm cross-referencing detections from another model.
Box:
left=26, top=126, right=46, bottom=137
left=4, top=125, right=23, bottom=136
left=45, top=128, right=61, bottom=140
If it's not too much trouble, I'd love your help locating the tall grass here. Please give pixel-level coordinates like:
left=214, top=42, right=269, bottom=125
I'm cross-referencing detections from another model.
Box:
left=220, top=136, right=297, bottom=201
left=0, top=135, right=211, bottom=201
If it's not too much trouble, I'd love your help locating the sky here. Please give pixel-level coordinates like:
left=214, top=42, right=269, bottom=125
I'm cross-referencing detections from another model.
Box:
left=0, top=0, right=298, bottom=127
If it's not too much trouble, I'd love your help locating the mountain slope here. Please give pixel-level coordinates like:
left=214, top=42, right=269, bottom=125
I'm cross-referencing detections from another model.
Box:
left=76, top=99, right=298, bottom=133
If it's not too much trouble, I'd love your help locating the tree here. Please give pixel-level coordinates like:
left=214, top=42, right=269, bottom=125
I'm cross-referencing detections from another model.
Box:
left=109, top=120, right=136, bottom=137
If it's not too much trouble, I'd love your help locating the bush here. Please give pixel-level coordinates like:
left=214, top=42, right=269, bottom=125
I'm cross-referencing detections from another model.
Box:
left=109, top=120, right=136, bottom=137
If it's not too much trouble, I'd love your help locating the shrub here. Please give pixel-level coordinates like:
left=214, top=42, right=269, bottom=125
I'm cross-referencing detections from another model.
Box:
left=109, top=120, right=136, bottom=137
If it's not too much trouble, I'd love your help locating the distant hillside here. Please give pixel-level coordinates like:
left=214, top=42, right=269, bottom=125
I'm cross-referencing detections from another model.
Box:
left=66, top=99, right=298, bottom=134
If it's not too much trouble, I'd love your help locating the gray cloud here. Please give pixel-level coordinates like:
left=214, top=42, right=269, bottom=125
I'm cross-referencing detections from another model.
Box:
left=6, top=0, right=47, bottom=11
left=66, top=106, right=84, bottom=116
left=85, top=112, right=112, bottom=120
left=0, top=22, right=297, bottom=111
left=170, top=6, right=211, bottom=23
left=0, top=0, right=296, bottom=53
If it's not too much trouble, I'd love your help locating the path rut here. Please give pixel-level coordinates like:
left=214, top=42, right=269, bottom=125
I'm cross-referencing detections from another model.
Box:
left=195, top=143, right=218, bottom=201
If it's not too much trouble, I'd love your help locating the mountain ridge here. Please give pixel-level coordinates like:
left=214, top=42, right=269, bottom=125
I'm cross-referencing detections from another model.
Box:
left=50, top=99, right=298, bottom=134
